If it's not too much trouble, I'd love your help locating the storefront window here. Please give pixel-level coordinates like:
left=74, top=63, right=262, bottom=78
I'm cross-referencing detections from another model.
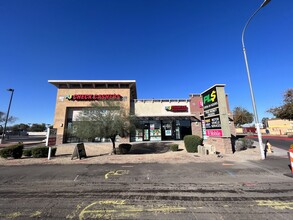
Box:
left=131, top=118, right=191, bottom=142
left=135, top=129, right=143, bottom=141
left=131, top=121, right=145, bottom=142
left=149, top=120, right=161, bottom=141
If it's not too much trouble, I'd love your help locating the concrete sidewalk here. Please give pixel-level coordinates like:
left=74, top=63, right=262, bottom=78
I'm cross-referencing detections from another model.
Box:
left=0, top=140, right=289, bottom=166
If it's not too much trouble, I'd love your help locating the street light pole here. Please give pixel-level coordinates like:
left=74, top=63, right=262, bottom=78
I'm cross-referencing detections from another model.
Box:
left=1, top=89, right=15, bottom=142
left=241, top=0, right=271, bottom=160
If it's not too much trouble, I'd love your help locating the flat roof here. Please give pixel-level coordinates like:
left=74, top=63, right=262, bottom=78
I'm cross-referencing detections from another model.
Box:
left=48, top=80, right=137, bottom=99
left=201, top=84, right=226, bottom=94
left=135, top=99, right=189, bottom=102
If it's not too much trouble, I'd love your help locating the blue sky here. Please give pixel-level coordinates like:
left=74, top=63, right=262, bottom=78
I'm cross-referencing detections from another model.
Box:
left=0, top=0, right=292, bottom=125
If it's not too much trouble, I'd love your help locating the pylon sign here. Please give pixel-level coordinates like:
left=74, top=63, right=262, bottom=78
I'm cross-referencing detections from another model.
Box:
left=201, top=84, right=231, bottom=137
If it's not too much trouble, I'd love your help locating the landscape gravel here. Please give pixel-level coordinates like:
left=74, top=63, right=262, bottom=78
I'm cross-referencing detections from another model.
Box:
left=1, top=140, right=287, bottom=166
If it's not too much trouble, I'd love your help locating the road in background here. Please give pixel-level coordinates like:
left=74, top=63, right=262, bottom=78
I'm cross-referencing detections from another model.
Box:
left=247, top=136, right=293, bottom=151
left=1, top=135, right=46, bottom=148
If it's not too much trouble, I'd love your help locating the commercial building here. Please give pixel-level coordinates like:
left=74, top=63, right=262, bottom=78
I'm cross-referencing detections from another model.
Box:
left=49, top=80, right=137, bottom=144
left=49, top=80, right=235, bottom=151
left=132, top=99, right=194, bottom=142
left=267, top=118, right=293, bottom=135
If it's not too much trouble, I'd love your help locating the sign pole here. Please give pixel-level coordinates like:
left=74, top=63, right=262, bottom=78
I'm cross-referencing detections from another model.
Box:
left=45, top=127, right=57, bottom=160
left=45, top=127, right=50, bottom=147
left=48, top=146, right=52, bottom=160
left=46, top=128, right=51, bottom=160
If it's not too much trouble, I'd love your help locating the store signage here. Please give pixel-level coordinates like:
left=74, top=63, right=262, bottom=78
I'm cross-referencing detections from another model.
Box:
left=202, top=87, right=218, bottom=110
left=46, top=128, right=57, bottom=147
left=165, top=105, right=188, bottom=112
left=204, top=108, right=219, bottom=118
left=201, top=85, right=230, bottom=138
left=206, top=129, right=223, bottom=137
left=66, top=94, right=122, bottom=101
left=201, top=86, right=222, bottom=137
left=204, top=116, right=221, bottom=129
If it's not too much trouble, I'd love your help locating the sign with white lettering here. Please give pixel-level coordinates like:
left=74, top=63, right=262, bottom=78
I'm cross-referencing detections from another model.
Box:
left=201, top=85, right=231, bottom=137
left=204, top=107, right=219, bottom=118
left=206, top=129, right=223, bottom=137
left=202, top=86, right=222, bottom=136
left=204, top=116, right=221, bottom=129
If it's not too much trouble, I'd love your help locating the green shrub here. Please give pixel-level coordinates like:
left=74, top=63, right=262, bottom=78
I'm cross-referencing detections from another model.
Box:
left=118, top=143, right=132, bottom=154
left=51, top=147, right=57, bottom=157
left=235, top=140, right=246, bottom=151
left=0, top=143, right=24, bottom=159
left=23, top=149, right=32, bottom=157
left=183, top=135, right=202, bottom=153
left=0, top=148, right=11, bottom=159
left=169, top=144, right=179, bottom=151
left=239, top=138, right=254, bottom=148
left=31, top=146, right=57, bottom=158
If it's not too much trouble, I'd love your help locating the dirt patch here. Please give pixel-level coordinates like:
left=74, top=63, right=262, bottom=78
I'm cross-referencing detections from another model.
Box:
left=0, top=141, right=283, bottom=166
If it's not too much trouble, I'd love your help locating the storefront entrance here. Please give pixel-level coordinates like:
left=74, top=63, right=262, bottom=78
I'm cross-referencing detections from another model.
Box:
left=143, top=123, right=150, bottom=141
left=161, top=121, right=173, bottom=140
left=132, top=118, right=192, bottom=142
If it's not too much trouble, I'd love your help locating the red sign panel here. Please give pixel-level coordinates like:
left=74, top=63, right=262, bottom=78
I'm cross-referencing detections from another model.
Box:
left=48, top=137, right=57, bottom=146
left=206, top=129, right=223, bottom=137
left=165, top=105, right=188, bottom=112
left=46, top=128, right=57, bottom=146
left=66, top=94, right=122, bottom=101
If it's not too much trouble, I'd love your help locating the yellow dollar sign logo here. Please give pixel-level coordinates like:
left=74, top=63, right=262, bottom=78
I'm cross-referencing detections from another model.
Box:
left=211, top=90, right=216, bottom=102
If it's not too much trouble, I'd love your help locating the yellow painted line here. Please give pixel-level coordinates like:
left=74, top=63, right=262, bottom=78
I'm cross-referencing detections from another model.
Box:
left=79, top=202, right=98, bottom=220
left=79, top=200, right=187, bottom=219
left=98, top=200, right=125, bottom=205
left=81, top=207, right=185, bottom=214
left=30, top=211, right=42, bottom=218
left=83, top=210, right=118, bottom=213
left=6, top=212, right=21, bottom=219
left=256, top=200, right=293, bottom=210
left=105, top=170, right=129, bottom=179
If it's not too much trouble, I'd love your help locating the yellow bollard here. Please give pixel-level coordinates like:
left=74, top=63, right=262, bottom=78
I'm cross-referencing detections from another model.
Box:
left=267, top=141, right=272, bottom=153
left=288, top=144, right=293, bottom=174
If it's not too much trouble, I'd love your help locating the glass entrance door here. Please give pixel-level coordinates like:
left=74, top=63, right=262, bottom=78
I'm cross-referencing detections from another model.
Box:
left=162, top=121, right=173, bottom=140
left=175, top=127, right=181, bottom=139
left=143, top=123, right=150, bottom=141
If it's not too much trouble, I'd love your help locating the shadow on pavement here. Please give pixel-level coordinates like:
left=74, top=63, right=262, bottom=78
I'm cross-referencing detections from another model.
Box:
left=128, top=142, right=172, bottom=154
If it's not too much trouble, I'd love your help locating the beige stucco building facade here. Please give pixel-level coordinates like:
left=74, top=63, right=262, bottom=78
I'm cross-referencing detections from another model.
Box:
left=132, top=99, right=195, bottom=141
left=49, top=80, right=137, bottom=144
left=267, top=119, right=293, bottom=135
left=49, top=80, right=236, bottom=154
